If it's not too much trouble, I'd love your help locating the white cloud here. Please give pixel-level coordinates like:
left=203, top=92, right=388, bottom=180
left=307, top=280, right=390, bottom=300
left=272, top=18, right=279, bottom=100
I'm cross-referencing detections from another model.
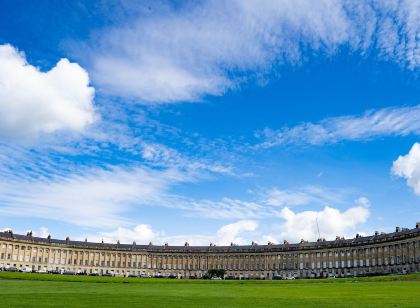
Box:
left=82, top=1, right=420, bottom=104
left=37, top=227, right=50, bottom=238
left=0, top=166, right=192, bottom=228
left=184, top=197, right=275, bottom=220
left=264, top=186, right=345, bottom=207
left=259, top=105, right=420, bottom=148
left=100, top=224, right=158, bottom=244
left=157, top=185, right=355, bottom=221
left=278, top=200, right=370, bottom=242
left=0, top=44, right=95, bottom=139
left=91, top=198, right=370, bottom=245
left=163, top=220, right=259, bottom=246
left=375, top=1, right=420, bottom=69
left=215, top=220, right=258, bottom=246
left=355, top=196, right=371, bottom=207
left=141, top=142, right=234, bottom=175
left=392, top=142, right=420, bottom=195
left=86, top=1, right=352, bottom=103
left=95, top=219, right=258, bottom=246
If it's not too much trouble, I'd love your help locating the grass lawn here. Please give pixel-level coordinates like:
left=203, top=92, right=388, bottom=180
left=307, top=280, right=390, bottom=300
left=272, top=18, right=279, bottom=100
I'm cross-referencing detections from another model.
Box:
left=0, top=272, right=419, bottom=307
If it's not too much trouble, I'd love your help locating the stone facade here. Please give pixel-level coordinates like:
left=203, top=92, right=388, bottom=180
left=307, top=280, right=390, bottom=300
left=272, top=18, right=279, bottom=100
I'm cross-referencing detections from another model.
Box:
left=1, top=223, right=419, bottom=279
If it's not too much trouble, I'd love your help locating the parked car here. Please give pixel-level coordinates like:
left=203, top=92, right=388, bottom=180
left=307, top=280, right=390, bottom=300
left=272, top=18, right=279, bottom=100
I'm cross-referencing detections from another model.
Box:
left=48, top=270, right=60, bottom=274
left=37, top=269, right=48, bottom=274
left=20, top=267, right=34, bottom=273
left=102, top=273, right=113, bottom=277
left=76, top=272, right=87, bottom=276
left=88, top=273, right=98, bottom=276
left=210, top=277, right=222, bottom=280
left=62, top=271, right=76, bottom=275
left=5, top=266, right=18, bottom=272
left=168, top=274, right=177, bottom=279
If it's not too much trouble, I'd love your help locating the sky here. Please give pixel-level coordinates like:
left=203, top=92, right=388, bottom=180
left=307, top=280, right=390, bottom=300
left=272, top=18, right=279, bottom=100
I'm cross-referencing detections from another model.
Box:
left=0, top=0, right=420, bottom=246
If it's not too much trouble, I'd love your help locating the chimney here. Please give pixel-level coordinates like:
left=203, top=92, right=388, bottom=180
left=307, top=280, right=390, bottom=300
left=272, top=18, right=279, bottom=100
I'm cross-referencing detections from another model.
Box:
left=416, top=222, right=420, bottom=229
left=395, top=227, right=401, bottom=233
left=375, top=231, right=379, bottom=236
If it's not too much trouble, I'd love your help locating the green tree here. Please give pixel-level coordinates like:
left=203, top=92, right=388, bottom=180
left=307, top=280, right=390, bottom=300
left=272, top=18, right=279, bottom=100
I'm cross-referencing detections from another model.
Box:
left=207, top=269, right=226, bottom=278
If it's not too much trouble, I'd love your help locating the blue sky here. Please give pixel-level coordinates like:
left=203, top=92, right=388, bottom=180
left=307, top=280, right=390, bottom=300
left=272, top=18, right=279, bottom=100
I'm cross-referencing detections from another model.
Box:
left=0, top=0, right=419, bottom=245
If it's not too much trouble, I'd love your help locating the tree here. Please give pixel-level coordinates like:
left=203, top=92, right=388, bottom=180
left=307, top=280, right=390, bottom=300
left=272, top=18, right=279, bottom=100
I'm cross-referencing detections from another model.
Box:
left=207, top=269, right=226, bottom=278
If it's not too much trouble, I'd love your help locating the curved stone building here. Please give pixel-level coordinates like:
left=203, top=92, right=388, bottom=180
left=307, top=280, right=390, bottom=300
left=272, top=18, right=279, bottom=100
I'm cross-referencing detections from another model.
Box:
left=1, top=223, right=419, bottom=279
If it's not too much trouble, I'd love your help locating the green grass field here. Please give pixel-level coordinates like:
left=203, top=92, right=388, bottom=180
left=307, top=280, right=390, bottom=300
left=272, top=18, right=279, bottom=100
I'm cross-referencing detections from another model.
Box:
left=0, top=272, right=419, bottom=307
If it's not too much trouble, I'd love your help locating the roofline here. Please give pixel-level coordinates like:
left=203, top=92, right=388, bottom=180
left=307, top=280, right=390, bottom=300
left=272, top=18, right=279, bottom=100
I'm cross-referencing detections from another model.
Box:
left=1, top=226, right=419, bottom=253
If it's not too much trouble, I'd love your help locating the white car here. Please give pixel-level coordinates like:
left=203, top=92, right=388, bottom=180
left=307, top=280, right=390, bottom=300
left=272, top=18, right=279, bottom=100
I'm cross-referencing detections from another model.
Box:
left=37, top=269, right=48, bottom=274
left=21, top=267, right=33, bottom=273
left=211, top=277, right=222, bottom=280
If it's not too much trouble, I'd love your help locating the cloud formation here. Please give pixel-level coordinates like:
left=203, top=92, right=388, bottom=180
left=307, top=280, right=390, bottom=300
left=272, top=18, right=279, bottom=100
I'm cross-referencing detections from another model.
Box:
left=279, top=199, right=370, bottom=242
left=0, top=44, right=95, bottom=140
left=264, top=186, right=345, bottom=207
left=101, top=224, right=158, bottom=244
left=0, top=166, right=191, bottom=228
left=85, top=1, right=420, bottom=104
left=259, top=105, right=420, bottom=148
left=95, top=219, right=258, bottom=246
left=392, top=142, right=420, bottom=195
